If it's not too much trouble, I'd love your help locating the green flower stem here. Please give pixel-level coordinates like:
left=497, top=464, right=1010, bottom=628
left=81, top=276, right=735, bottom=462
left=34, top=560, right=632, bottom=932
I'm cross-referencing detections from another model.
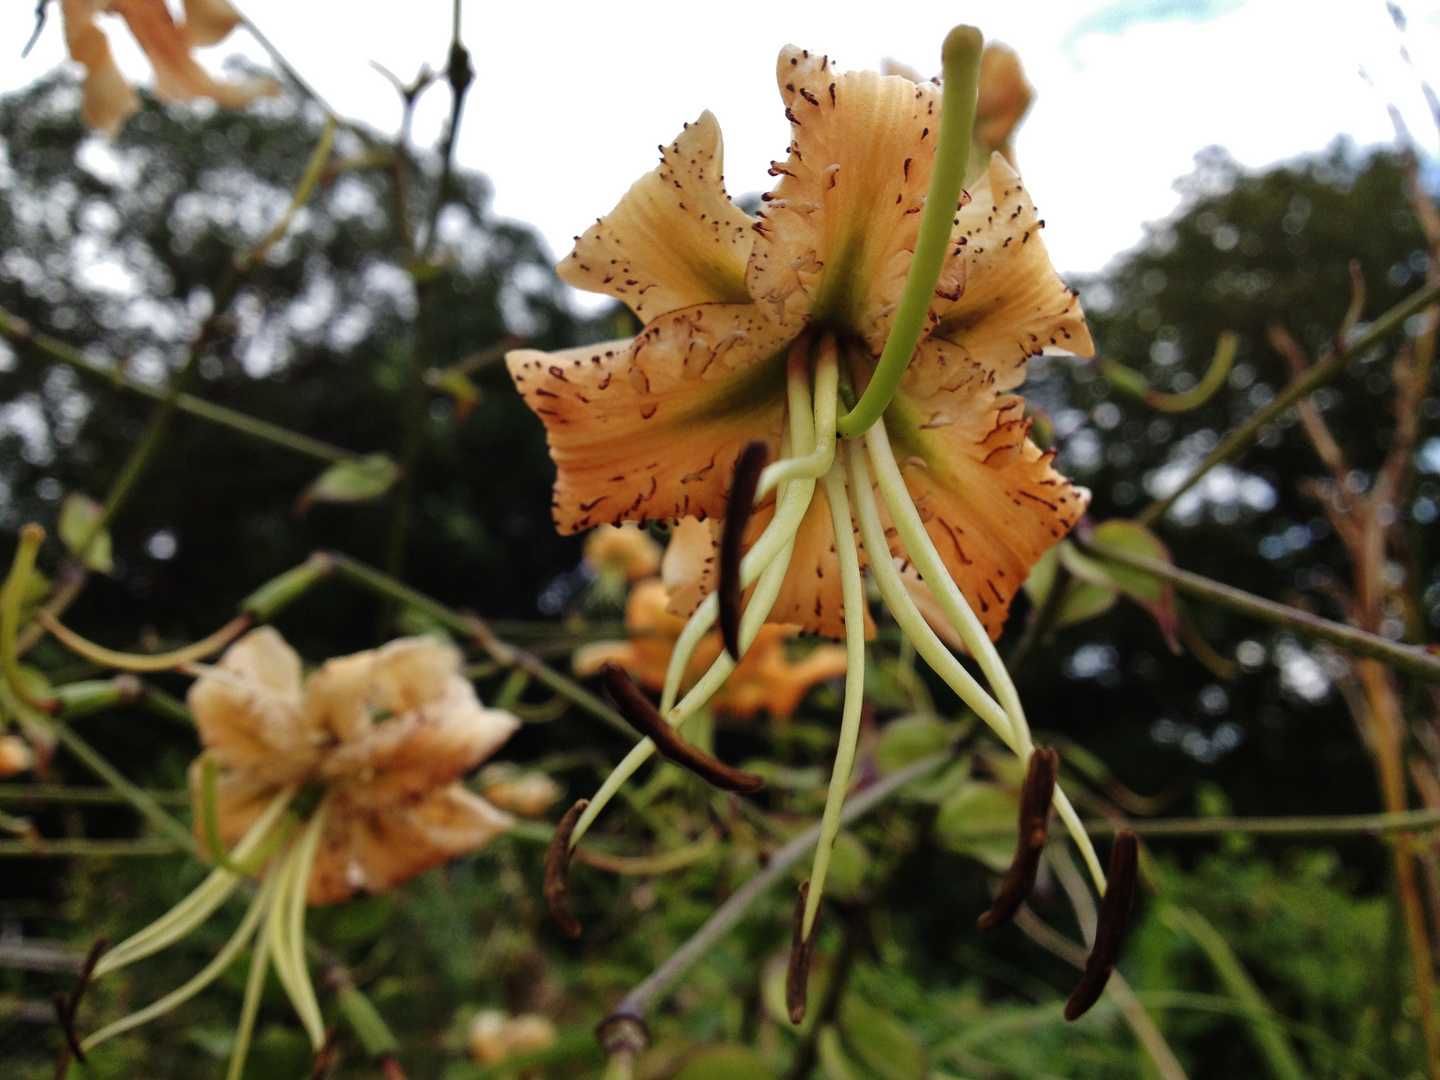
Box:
left=1077, top=536, right=1440, bottom=684
left=1083, top=806, right=1440, bottom=838
left=239, top=117, right=338, bottom=271
left=325, top=552, right=633, bottom=738
left=0, top=838, right=179, bottom=857
left=606, top=748, right=953, bottom=1028
left=240, top=553, right=336, bottom=621
left=844, top=440, right=1107, bottom=893
left=800, top=459, right=869, bottom=938
left=1139, top=274, right=1440, bottom=526
left=227, top=926, right=272, bottom=1080
left=82, top=865, right=281, bottom=1052
left=866, top=418, right=1027, bottom=743
left=1, top=524, right=56, bottom=711
left=0, top=783, right=188, bottom=807
left=0, top=308, right=353, bottom=463
left=835, top=25, right=983, bottom=437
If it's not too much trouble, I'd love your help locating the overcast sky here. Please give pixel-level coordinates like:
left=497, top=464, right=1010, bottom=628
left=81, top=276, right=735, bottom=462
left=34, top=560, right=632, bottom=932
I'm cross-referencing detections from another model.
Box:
left=6, top=0, right=1440, bottom=295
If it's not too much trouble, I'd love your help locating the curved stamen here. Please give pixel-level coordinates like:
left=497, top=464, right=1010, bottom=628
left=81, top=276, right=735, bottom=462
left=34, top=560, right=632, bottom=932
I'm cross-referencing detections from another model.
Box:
left=227, top=923, right=271, bottom=1080
left=570, top=350, right=824, bottom=851
left=977, top=745, right=1058, bottom=931
left=266, top=804, right=328, bottom=1049
left=865, top=418, right=1028, bottom=744
left=756, top=337, right=839, bottom=499
left=96, top=788, right=295, bottom=976
left=545, top=799, right=590, bottom=937
left=799, top=458, right=868, bottom=941
left=844, top=439, right=1107, bottom=891
left=1065, top=829, right=1139, bottom=1020
left=83, top=862, right=282, bottom=1050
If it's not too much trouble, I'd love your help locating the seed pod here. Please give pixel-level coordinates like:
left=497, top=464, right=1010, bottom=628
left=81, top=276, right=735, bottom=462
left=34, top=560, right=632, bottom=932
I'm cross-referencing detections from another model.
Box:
left=719, top=441, right=769, bottom=660
left=544, top=800, right=590, bottom=938
left=600, top=663, right=764, bottom=794
left=977, top=746, right=1058, bottom=931
left=1065, top=829, right=1139, bottom=1021
left=786, top=881, right=819, bottom=1024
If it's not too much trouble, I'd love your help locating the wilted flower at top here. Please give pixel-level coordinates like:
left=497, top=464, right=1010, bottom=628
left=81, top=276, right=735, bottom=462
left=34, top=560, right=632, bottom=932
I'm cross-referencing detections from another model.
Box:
left=510, top=32, right=1112, bottom=998
left=77, top=628, right=517, bottom=1075
left=574, top=577, right=847, bottom=719
left=60, top=0, right=278, bottom=136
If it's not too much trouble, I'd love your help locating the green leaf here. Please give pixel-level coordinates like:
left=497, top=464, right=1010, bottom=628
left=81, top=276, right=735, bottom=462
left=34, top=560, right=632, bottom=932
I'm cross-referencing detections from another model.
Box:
left=875, top=714, right=952, bottom=774
left=1026, top=544, right=1118, bottom=630
left=57, top=493, right=113, bottom=573
left=1088, top=519, right=1181, bottom=652
left=839, top=998, right=928, bottom=1080
left=675, top=1044, right=776, bottom=1080
left=935, top=781, right=1018, bottom=872
left=296, top=453, right=401, bottom=514
left=824, top=831, right=872, bottom=903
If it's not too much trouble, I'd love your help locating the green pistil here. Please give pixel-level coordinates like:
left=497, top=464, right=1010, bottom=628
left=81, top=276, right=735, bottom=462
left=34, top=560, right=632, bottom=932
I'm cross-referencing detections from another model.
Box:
left=835, top=25, right=983, bottom=438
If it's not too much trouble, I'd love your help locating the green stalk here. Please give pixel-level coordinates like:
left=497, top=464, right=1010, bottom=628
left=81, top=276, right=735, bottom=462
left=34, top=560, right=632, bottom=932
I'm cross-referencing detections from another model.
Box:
left=1078, top=537, right=1440, bottom=683
left=836, top=26, right=983, bottom=437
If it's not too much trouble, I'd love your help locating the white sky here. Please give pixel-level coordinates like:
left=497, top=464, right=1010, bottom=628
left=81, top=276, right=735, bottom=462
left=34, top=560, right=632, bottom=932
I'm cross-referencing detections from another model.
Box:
left=5, top=0, right=1440, bottom=296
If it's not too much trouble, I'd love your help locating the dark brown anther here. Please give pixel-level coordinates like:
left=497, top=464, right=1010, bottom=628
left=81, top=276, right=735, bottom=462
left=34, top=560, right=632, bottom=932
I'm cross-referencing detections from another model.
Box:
left=545, top=799, right=590, bottom=938
left=52, top=935, right=108, bottom=1064
left=719, top=441, right=770, bottom=661
left=786, top=882, right=819, bottom=1024
left=600, top=663, right=765, bottom=794
left=1064, top=829, right=1140, bottom=1021
left=977, top=746, right=1058, bottom=931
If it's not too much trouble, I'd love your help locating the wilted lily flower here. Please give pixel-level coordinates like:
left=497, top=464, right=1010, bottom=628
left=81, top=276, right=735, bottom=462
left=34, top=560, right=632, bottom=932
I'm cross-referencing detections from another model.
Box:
left=510, top=29, right=1116, bottom=1009
left=76, top=628, right=517, bottom=1076
left=574, top=576, right=847, bottom=719
left=59, top=0, right=277, bottom=136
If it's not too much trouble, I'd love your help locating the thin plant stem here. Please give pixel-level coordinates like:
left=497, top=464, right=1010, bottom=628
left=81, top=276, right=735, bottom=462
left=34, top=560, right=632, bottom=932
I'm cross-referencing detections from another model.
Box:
left=1, top=524, right=55, bottom=711
left=1078, top=536, right=1440, bottom=683
left=836, top=25, right=983, bottom=436
left=0, top=838, right=178, bottom=857
left=1139, top=275, right=1440, bottom=525
left=227, top=928, right=271, bottom=1080
left=326, top=552, right=633, bottom=738
left=0, top=308, right=354, bottom=463
left=37, top=611, right=252, bottom=674
left=605, top=749, right=953, bottom=1026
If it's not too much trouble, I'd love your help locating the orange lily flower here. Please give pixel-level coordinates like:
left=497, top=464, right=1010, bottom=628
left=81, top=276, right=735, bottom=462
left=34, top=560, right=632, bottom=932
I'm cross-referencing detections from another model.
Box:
left=574, top=577, right=846, bottom=719
left=60, top=0, right=276, bottom=136
left=79, top=627, right=517, bottom=1071
left=513, top=32, right=1112, bottom=963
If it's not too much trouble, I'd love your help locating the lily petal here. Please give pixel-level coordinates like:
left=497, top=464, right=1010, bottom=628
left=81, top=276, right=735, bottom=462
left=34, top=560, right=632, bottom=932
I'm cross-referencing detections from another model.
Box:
left=182, top=0, right=242, bottom=47
left=321, top=680, right=519, bottom=805
left=886, top=349, right=1089, bottom=640
left=930, top=154, right=1093, bottom=380
left=746, top=48, right=965, bottom=351
left=662, top=494, right=875, bottom=642
left=188, top=627, right=315, bottom=777
left=61, top=0, right=140, bottom=137
left=111, top=0, right=276, bottom=108
left=307, top=786, right=512, bottom=905
left=559, top=111, right=756, bottom=319
left=507, top=305, right=792, bottom=533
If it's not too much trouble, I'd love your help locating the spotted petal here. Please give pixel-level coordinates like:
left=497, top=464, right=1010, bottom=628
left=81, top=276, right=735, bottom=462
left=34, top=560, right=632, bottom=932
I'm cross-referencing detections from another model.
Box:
left=887, top=338, right=1089, bottom=640
left=558, top=112, right=756, bottom=319
left=507, top=304, right=793, bottom=533
left=929, top=154, right=1093, bottom=385
left=746, top=48, right=965, bottom=352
